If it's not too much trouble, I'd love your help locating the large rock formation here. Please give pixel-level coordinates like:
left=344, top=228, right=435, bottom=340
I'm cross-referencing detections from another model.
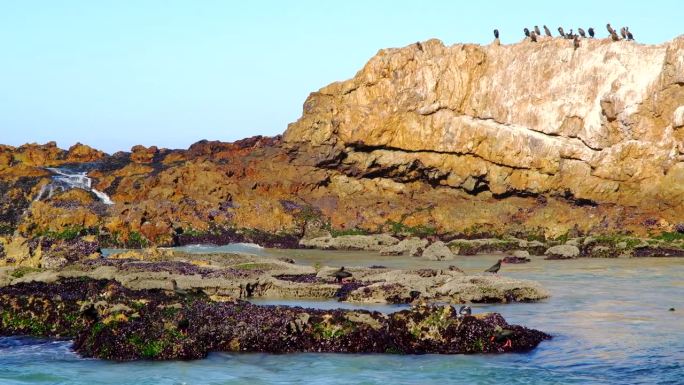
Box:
left=1, top=36, right=683, bottom=247
left=284, top=37, right=684, bottom=232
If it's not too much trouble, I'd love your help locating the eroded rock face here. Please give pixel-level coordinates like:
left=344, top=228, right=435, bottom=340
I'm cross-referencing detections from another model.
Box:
left=2, top=38, right=684, bottom=244
left=284, top=36, right=684, bottom=237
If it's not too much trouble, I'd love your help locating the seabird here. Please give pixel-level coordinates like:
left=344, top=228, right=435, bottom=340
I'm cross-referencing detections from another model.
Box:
left=530, top=31, right=537, bottom=42
left=485, top=259, right=502, bottom=274
left=620, top=27, right=627, bottom=39
left=493, top=29, right=499, bottom=39
left=588, top=27, right=595, bottom=38
left=558, top=27, right=565, bottom=37
left=524, top=28, right=530, bottom=38
left=534, top=25, right=541, bottom=36
left=566, top=29, right=574, bottom=39
left=329, top=266, right=353, bottom=283
left=626, top=27, right=634, bottom=41
left=606, top=23, right=615, bottom=35
left=610, top=30, right=620, bottom=41
left=543, top=25, right=552, bottom=37
left=578, top=28, right=586, bottom=38
left=459, top=305, right=472, bottom=317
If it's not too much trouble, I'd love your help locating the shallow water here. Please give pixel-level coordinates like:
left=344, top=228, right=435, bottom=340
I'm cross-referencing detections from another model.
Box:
left=3, top=247, right=683, bottom=384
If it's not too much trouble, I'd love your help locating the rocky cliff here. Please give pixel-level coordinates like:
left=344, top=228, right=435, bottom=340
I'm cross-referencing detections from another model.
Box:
left=1, top=36, right=683, bottom=255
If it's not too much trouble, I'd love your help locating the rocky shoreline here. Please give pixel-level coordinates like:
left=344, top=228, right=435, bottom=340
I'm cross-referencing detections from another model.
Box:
left=0, top=278, right=550, bottom=360
left=0, top=249, right=550, bottom=305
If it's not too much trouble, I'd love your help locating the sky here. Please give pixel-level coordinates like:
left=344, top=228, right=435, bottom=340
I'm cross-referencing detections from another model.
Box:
left=0, top=1, right=681, bottom=153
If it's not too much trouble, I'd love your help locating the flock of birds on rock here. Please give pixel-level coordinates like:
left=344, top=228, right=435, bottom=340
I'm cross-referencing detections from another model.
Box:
left=493, top=23, right=635, bottom=49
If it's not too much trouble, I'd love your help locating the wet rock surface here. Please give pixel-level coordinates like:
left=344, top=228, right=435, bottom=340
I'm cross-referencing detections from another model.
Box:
left=0, top=278, right=551, bottom=360
left=0, top=249, right=550, bottom=305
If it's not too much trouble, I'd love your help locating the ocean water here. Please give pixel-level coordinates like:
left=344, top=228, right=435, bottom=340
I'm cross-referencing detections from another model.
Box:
left=2, top=248, right=683, bottom=385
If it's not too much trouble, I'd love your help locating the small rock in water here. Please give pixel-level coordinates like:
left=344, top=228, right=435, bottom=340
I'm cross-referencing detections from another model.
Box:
left=669, top=307, right=675, bottom=311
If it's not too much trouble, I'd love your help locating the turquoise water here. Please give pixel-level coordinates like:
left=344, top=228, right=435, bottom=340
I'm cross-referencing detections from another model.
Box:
left=2, top=247, right=683, bottom=384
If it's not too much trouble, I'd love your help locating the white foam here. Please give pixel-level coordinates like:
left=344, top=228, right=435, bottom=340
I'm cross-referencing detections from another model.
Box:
left=37, top=167, right=115, bottom=205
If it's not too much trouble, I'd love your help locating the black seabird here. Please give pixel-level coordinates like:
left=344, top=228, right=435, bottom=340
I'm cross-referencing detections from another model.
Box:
left=578, top=28, right=586, bottom=38
left=626, top=27, right=634, bottom=41
left=558, top=27, right=565, bottom=37
left=588, top=27, right=595, bottom=38
left=543, top=25, right=552, bottom=37
left=485, top=259, right=502, bottom=274
left=493, top=29, right=499, bottom=39
left=606, top=23, right=615, bottom=35
left=330, top=266, right=353, bottom=283
left=524, top=27, right=530, bottom=37
left=566, top=29, right=574, bottom=39
left=620, top=27, right=627, bottom=39
left=534, top=25, right=541, bottom=36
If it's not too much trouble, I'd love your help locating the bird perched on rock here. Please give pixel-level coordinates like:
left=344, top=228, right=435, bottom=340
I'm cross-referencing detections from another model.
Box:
left=330, top=266, right=353, bottom=283
left=610, top=30, right=620, bottom=41
left=485, top=259, right=502, bottom=274
left=493, top=29, right=499, bottom=39
left=458, top=305, right=472, bottom=317
left=606, top=23, right=615, bottom=35
left=588, top=27, right=595, bottom=38
left=534, top=25, right=541, bottom=36
left=578, top=28, right=586, bottom=38
left=543, top=25, right=552, bottom=37
left=530, top=31, right=537, bottom=42
left=523, top=27, right=530, bottom=38
left=620, top=27, right=627, bottom=39
left=558, top=27, right=565, bottom=37
left=626, top=27, right=634, bottom=40
left=566, top=29, right=574, bottom=39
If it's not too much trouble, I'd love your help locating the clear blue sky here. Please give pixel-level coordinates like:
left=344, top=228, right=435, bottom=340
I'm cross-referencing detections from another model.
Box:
left=1, top=1, right=681, bottom=153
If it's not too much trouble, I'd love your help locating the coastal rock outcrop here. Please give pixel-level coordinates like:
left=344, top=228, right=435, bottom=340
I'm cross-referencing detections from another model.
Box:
left=0, top=278, right=551, bottom=359
left=2, top=37, right=684, bottom=246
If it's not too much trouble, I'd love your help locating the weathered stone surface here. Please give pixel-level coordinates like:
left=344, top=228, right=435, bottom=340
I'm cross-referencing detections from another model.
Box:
left=421, top=241, right=455, bottom=260
left=299, top=234, right=399, bottom=251
left=379, top=237, right=428, bottom=256
left=511, top=250, right=531, bottom=258
left=0, top=249, right=549, bottom=305
left=544, top=245, right=580, bottom=260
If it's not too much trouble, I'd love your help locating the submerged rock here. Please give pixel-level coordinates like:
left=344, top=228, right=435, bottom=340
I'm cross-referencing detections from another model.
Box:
left=0, top=278, right=551, bottom=360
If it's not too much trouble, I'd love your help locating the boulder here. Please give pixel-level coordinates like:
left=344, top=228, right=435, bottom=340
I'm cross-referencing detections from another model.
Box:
left=544, top=245, right=580, bottom=260
left=299, top=234, right=399, bottom=251
left=421, top=241, right=455, bottom=261
left=379, top=237, right=428, bottom=256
